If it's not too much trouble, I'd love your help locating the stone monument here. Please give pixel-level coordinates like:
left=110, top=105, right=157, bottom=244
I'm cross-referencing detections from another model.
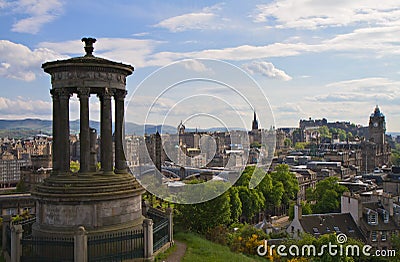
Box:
left=32, top=37, right=145, bottom=237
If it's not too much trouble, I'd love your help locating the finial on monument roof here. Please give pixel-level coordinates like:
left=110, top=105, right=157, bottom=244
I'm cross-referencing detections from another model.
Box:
left=81, top=37, right=97, bottom=56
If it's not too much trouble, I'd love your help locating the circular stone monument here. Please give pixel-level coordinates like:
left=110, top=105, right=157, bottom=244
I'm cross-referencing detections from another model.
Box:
left=32, top=38, right=145, bottom=236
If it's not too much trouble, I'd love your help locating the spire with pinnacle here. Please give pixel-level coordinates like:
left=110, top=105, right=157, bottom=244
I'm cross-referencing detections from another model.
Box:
left=252, top=111, right=259, bottom=130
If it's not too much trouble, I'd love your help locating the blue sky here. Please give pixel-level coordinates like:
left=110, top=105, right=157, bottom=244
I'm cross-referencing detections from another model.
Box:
left=1, top=0, right=400, bottom=131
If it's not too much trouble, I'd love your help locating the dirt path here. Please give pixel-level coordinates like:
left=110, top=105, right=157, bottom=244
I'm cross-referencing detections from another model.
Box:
left=164, top=241, right=187, bottom=262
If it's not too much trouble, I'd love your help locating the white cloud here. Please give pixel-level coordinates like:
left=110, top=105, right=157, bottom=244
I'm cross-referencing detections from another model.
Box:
left=7, top=0, right=64, bottom=34
left=326, top=77, right=400, bottom=92
left=253, top=0, right=400, bottom=29
left=132, top=32, right=149, bottom=37
left=181, top=59, right=212, bottom=73
left=0, top=96, right=51, bottom=117
left=39, top=38, right=164, bottom=68
left=156, top=13, right=217, bottom=32
left=242, top=61, right=292, bottom=81
left=0, top=40, right=67, bottom=81
left=306, top=78, right=400, bottom=110
left=154, top=4, right=226, bottom=32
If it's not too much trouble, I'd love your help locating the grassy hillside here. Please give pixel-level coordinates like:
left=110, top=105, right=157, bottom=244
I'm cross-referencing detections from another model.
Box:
left=174, top=232, right=265, bottom=262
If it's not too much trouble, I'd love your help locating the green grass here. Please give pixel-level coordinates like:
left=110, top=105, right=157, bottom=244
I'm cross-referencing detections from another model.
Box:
left=154, top=243, right=177, bottom=261
left=174, top=232, right=265, bottom=262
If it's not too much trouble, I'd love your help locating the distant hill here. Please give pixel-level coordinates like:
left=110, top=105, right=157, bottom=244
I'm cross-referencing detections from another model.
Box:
left=0, top=119, right=242, bottom=138
left=0, top=119, right=177, bottom=138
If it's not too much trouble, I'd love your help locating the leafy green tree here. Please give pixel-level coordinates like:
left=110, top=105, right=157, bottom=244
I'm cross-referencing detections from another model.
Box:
left=234, top=165, right=253, bottom=187
left=237, top=186, right=265, bottom=221
left=307, top=177, right=348, bottom=213
left=391, top=148, right=400, bottom=166
left=250, top=141, right=262, bottom=148
left=270, top=164, right=299, bottom=206
left=318, top=126, right=331, bottom=139
left=284, top=138, right=292, bottom=148
left=176, top=189, right=231, bottom=233
left=389, top=233, right=400, bottom=262
left=228, top=187, right=242, bottom=224
left=267, top=180, right=284, bottom=207
left=295, top=142, right=308, bottom=150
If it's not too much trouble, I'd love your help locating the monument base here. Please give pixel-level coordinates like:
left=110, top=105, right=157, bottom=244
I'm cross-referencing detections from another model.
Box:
left=31, top=172, right=145, bottom=237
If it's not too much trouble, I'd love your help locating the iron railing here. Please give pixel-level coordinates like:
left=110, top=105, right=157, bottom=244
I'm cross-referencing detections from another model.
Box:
left=21, top=236, right=74, bottom=262
left=87, top=229, right=144, bottom=262
left=153, top=217, right=169, bottom=252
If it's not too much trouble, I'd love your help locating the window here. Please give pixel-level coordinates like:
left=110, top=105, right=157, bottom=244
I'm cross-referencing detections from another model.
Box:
left=371, top=231, right=377, bottom=242
left=381, top=231, right=387, bottom=241
left=368, top=212, right=378, bottom=225
left=383, top=212, right=389, bottom=224
left=334, top=226, right=340, bottom=233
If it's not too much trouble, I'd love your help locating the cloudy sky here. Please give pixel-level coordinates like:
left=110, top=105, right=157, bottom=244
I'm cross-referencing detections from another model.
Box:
left=1, top=0, right=400, bottom=131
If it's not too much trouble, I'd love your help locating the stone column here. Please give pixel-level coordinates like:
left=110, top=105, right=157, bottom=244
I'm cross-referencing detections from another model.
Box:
left=78, top=88, right=91, bottom=173
left=143, top=218, right=153, bottom=260
left=50, top=89, right=60, bottom=173
left=2, top=215, right=11, bottom=254
left=166, top=208, right=174, bottom=245
left=114, top=90, right=127, bottom=173
left=58, top=89, right=71, bottom=173
left=89, top=128, right=98, bottom=172
left=11, top=224, right=23, bottom=262
left=74, top=226, right=88, bottom=262
left=99, top=88, right=113, bottom=173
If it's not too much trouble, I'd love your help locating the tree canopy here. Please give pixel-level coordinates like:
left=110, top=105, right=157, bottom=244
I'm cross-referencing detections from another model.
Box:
left=306, top=176, right=349, bottom=213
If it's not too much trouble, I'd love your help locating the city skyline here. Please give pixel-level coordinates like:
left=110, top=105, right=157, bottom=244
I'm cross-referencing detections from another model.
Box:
left=1, top=1, right=400, bottom=131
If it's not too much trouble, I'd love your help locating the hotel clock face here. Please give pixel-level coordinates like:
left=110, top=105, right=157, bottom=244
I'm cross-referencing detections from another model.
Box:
left=373, top=122, right=378, bottom=127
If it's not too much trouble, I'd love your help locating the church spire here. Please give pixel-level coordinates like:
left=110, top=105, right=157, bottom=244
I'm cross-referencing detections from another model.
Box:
left=252, top=111, right=259, bottom=130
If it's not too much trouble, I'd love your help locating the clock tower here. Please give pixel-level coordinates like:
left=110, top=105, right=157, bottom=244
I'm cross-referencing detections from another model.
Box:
left=368, top=105, right=386, bottom=150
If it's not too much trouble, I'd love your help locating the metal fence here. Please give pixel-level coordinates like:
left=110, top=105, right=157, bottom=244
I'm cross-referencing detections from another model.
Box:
left=87, top=229, right=144, bottom=262
left=148, top=207, right=170, bottom=252
left=153, top=218, right=169, bottom=252
left=21, top=236, right=74, bottom=262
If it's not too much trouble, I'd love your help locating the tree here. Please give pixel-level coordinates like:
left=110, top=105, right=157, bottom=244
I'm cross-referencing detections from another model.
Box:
left=318, top=126, right=331, bottom=139
left=270, top=164, right=299, bottom=206
left=176, top=187, right=231, bottom=233
left=307, top=177, right=348, bottom=213
left=284, top=138, right=292, bottom=148
left=237, top=186, right=265, bottom=221
left=228, top=187, right=242, bottom=224
left=234, top=165, right=253, bottom=187
left=295, top=142, right=308, bottom=150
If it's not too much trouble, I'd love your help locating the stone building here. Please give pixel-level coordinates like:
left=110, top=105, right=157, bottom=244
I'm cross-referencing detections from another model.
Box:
left=361, top=106, right=391, bottom=173
left=341, top=191, right=400, bottom=249
left=0, top=151, right=30, bottom=188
